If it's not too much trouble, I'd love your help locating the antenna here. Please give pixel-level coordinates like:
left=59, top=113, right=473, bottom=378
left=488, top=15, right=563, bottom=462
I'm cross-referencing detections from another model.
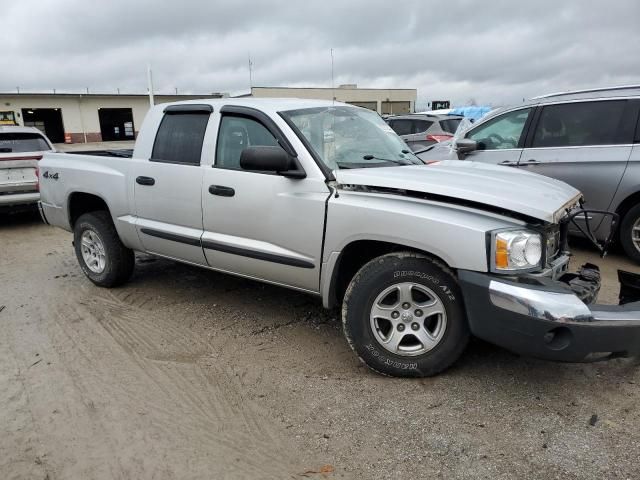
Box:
left=330, top=48, right=335, bottom=105
left=248, top=52, right=253, bottom=90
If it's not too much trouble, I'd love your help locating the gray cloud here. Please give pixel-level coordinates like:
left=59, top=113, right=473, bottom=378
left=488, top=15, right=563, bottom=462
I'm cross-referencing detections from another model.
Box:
left=3, top=0, right=639, bottom=107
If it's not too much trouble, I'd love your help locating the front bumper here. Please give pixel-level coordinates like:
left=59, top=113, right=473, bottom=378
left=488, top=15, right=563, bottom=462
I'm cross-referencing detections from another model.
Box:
left=459, top=265, right=640, bottom=362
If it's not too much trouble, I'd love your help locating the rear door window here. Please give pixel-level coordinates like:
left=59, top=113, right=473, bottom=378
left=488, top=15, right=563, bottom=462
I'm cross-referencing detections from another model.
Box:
left=0, top=132, right=51, bottom=153
left=531, top=100, right=626, bottom=148
left=151, top=112, right=210, bottom=165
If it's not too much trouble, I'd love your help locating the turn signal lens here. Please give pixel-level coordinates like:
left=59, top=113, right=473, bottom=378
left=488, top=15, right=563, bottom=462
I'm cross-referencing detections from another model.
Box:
left=495, top=237, right=509, bottom=269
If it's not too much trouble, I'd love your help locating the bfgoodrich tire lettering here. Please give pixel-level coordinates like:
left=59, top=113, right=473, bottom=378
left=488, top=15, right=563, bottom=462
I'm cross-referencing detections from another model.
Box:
left=342, top=252, right=469, bottom=377
left=73, top=211, right=134, bottom=287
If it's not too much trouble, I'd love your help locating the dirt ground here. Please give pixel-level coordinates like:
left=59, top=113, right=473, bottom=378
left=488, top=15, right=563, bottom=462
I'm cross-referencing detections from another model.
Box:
left=2, top=211, right=640, bottom=480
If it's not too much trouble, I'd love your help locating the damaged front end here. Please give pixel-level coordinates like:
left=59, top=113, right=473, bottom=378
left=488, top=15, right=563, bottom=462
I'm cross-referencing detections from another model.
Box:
left=458, top=204, right=640, bottom=363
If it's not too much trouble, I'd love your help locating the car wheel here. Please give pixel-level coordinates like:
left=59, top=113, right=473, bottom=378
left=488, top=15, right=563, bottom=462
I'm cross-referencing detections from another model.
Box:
left=73, top=211, right=134, bottom=287
left=620, top=204, right=640, bottom=263
left=342, top=251, right=469, bottom=377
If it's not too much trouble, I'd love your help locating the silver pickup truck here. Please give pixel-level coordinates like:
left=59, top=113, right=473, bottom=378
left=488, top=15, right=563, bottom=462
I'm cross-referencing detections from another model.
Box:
left=38, top=98, right=640, bottom=377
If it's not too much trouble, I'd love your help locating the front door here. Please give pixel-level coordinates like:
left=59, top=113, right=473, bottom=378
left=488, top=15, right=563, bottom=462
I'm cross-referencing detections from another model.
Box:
left=201, top=112, right=329, bottom=292
left=463, top=107, right=533, bottom=166
left=134, top=108, right=211, bottom=265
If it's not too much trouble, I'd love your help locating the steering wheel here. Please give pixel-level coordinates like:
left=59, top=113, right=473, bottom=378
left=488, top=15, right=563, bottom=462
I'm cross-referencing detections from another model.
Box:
left=487, top=132, right=516, bottom=148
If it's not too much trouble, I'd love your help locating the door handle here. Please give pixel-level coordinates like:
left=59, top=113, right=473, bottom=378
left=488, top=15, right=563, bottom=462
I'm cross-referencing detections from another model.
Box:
left=209, top=185, right=235, bottom=197
left=499, top=160, right=518, bottom=167
left=523, top=159, right=541, bottom=165
left=136, top=176, right=155, bottom=186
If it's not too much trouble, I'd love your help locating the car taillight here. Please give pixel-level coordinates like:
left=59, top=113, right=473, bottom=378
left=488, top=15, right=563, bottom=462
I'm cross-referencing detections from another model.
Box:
left=426, top=134, right=453, bottom=143
left=35, top=167, right=40, bottom=191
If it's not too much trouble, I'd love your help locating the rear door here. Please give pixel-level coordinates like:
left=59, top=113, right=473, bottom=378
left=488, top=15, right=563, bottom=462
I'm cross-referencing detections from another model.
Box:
left=463, top=107, right=533, bottom=166
left=133, top=105, right=212, bottom=265
left=518, top=99, right=634, bottom=231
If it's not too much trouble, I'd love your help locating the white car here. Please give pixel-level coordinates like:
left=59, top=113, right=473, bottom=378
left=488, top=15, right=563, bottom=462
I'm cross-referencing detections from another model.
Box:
left=0, top=125, right=54, bottom=212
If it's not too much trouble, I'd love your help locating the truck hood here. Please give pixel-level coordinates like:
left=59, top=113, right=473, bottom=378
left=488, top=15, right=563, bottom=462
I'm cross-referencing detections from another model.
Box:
left=334, top=161, right=581, bottom=223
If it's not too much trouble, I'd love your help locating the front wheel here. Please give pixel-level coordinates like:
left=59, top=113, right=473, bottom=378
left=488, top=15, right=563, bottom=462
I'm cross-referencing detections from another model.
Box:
left=73, top=211, right=134, bottom=287
left=342, top=252, right=469, bottom=377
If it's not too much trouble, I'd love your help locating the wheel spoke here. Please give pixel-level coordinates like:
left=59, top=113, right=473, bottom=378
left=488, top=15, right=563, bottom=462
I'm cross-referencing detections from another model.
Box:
left=420, top=301, right=444, bottom=318
left=371, top=304, right=398, bottom=323
left=397, top=283, right=413, bottom=305
left=414, top=328, right=437, bottom=350
left=383, top=329, right=404, bottom=353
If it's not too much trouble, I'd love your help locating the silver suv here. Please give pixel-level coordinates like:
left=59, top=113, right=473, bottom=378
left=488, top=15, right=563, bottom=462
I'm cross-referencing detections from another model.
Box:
left=417, top=86, right=640, bottom=262
left=386, top=113, right=463, bottom=151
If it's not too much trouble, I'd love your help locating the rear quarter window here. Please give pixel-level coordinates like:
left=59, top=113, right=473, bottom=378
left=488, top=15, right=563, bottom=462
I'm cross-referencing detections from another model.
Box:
left=0, top=132, right=51, bottom=153
left=439, top=118, right=462, bottom=134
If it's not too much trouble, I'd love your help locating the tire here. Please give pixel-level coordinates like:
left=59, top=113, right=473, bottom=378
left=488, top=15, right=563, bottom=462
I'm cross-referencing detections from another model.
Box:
left=620, top=203, right=640, bottom=263
left=342, top=252, right=469, bottom=377
left=73, top=211, right=134, bottom=287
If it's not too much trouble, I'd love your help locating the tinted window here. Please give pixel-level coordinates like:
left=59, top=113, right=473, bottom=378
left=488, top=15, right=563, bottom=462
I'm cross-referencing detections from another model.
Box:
left=413, top=120, right=434, bottom=133
left=532, top=100, right=626, bottom=148
left=468, top=108, right=531, bottom=150
left=216, top=116, right=278, bottom=170
left=439, top=118, right=462, bottom=134
left=388, top=119, right=414, bottom=136
left=151, top=112, right=209, bottom=165
left=0, top=132, right=50, bottom=153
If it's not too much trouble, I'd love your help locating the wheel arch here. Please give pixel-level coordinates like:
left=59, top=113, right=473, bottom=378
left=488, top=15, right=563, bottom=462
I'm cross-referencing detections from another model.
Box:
left=67, top=191, right=112, bottom=229
left=323, top=239, right=452, bottom=309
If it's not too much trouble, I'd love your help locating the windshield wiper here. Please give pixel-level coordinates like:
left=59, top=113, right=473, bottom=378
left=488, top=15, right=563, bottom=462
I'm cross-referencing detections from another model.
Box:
left=362, top=154, right=411, bottom=165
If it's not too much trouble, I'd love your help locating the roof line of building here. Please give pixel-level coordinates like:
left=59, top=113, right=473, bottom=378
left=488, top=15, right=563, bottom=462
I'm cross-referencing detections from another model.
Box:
left=0, top=92, right=226, bottom=97
left=251, top=86, right=417, bottom=91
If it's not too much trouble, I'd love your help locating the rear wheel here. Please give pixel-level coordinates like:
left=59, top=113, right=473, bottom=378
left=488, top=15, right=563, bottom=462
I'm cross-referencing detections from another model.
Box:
left=620, top=204, right=640, bottom=263
left=73, top=211, right=134, bottom=287
left=342, top=252, right=469, bottom=377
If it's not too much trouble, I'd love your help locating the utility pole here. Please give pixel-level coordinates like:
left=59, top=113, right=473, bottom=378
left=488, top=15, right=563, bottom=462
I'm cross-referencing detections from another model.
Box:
left=147, top=64, right=155, bottom=106
left=330, top=48, right=335, bottom=104
left=248, top=53, right=253, bottom=91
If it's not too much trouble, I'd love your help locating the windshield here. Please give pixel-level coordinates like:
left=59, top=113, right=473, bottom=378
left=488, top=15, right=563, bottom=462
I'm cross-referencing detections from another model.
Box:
left=281, top=106, right=423, bottom=170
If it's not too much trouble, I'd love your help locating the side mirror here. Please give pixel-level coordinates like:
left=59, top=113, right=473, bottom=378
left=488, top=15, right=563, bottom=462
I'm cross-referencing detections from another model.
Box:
left=239, top=146, right=306, bottom=179
left=455, top=138, right=478, bottom=155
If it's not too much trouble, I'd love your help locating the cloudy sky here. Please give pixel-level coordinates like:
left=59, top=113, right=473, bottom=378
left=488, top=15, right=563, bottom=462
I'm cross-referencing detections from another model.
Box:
left=4, top=0, right=639, bottom=108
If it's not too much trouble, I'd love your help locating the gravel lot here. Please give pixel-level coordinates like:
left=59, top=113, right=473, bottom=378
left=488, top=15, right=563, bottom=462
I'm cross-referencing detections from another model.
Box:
left=2, top=210, right=640, bottom=480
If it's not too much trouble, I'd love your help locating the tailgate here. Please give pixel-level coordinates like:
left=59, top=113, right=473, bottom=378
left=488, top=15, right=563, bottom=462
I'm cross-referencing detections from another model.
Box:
left=0, top=166, right=37, bottom=193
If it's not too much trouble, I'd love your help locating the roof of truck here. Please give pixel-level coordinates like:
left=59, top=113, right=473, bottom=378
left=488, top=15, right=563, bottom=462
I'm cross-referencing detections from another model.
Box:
left=156, top=97, right=350, bottom=114
left=0, top=125, right=48, bottom=135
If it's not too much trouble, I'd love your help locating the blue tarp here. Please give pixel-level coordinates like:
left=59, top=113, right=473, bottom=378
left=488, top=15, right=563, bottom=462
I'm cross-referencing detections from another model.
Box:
left=449, top=106, right=492, bottom=121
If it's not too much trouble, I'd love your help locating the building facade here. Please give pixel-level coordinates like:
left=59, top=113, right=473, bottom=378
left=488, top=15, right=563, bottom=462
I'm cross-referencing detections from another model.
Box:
left=249, top=85, right=417, bottom=115
left=0, top=93, right=224, bottom=143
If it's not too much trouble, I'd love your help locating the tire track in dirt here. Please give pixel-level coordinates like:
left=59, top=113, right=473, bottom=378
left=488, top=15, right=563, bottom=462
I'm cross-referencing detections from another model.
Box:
left=42, top=280, right=306, bottom=478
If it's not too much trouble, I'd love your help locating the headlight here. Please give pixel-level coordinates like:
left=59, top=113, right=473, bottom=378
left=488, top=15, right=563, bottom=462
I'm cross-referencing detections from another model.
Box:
left=492, top=230, right=542, bottom=271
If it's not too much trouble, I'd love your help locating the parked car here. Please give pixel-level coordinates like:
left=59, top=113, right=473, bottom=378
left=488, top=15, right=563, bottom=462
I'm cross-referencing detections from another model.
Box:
left=386, top=113, right=463, bottom=151
left=0, top=126, right=54, bottom=212
left=417, top=85, right=640, bottom=262
left=38, top=98, right=640, bottom=377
